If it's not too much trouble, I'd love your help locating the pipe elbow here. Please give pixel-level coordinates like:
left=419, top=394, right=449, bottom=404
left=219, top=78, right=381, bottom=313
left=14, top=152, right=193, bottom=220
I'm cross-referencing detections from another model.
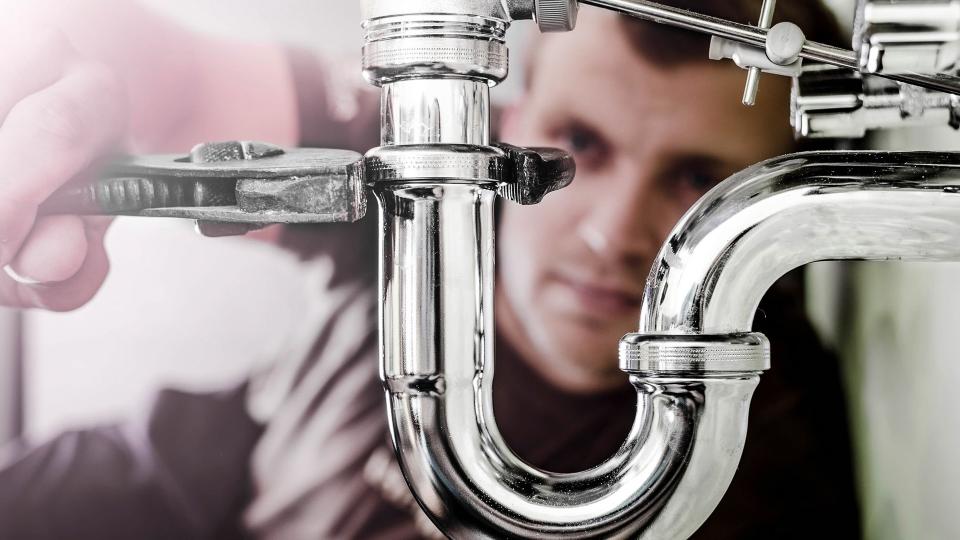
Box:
left=385, top=373, right=760, bottom=538
left=640, top=150, right=960, bottom=335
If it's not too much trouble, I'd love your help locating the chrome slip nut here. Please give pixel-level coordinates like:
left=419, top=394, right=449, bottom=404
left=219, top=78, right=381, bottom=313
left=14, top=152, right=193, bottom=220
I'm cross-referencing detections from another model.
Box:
left=364, top=145, right=508, bottom=184
left=361, top=13, right=509, bottom=85
left=619, top=333, right=771, bottom=374
left=364, top=144, right=575, bottom=204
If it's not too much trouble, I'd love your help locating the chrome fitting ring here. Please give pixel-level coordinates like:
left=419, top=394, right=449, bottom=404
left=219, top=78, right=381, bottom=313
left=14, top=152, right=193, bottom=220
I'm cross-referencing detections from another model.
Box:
left=619, top=333, right=771, bottom=374
left=362, top=15, right=509, bottom=85
left=365, top=144, right=507, bottom=184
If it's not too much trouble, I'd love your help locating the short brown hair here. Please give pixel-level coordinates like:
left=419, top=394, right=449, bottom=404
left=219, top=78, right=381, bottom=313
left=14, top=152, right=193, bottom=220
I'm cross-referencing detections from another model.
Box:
left=619, top=0, right=847, bottom=68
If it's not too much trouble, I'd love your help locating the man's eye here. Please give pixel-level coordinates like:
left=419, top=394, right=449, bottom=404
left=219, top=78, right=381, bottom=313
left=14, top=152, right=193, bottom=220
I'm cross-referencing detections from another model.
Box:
left=557, top=125, right=607, bottom=168
left=666, top=167, right=723, bottom=207
left=567, top=128, right=597, bottom=153
left=680, top=170, right=720, bottom=193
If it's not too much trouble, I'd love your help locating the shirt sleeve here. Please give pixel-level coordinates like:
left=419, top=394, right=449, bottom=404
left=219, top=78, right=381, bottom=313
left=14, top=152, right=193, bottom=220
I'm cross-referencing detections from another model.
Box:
left=0, top=383, right=262, bottom=540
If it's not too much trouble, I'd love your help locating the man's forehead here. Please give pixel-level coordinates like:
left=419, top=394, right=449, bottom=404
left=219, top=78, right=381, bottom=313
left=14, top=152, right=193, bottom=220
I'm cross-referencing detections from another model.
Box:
left=527, top=24, right=756, bottom=126
left=527, top=11, right=726, bottom=105
left=521, top=13, right=795, bottom=168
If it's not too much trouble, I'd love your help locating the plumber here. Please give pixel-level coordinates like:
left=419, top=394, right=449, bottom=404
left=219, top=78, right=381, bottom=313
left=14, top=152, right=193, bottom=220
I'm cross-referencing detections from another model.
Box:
left=0, top=0, right=859, bottom=538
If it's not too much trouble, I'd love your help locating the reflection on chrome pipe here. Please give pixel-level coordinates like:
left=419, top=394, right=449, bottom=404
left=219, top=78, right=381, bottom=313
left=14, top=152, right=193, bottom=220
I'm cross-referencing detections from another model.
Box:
left=640, top=151, right=960, bottom=335
left=374, top=181, right=763, bottom=538
left=381, top=80, right=491, bottom=145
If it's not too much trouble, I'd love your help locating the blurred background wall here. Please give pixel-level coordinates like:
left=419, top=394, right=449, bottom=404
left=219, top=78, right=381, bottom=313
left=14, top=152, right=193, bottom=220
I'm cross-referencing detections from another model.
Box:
left=9, top=1, right=960, bottom=539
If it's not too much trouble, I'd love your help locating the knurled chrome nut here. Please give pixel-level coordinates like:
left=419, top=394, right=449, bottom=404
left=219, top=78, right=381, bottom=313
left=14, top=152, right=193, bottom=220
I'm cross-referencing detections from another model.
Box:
left=364, top=144, right=509, bottom=184
left=535, top=0, right=578, bottom=32
left=619, top=333, right=771, bottom=374
left=361, top=15, right=510, bottom=85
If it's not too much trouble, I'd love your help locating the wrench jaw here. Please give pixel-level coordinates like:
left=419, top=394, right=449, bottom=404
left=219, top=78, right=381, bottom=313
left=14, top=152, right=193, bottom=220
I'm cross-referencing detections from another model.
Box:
left=42, top=142, right=369, bottom=235
left=43, top=139, right=574, bottom=234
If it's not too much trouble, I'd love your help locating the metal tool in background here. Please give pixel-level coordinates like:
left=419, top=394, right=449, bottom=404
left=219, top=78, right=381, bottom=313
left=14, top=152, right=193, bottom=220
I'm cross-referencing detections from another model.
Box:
left=582, top=0, right=960, bottom=96
left=854, top=0, right=960, bottom=75
left=792, top=63, right=960, bottom=138
left=695, top=0, right=960, bottom=135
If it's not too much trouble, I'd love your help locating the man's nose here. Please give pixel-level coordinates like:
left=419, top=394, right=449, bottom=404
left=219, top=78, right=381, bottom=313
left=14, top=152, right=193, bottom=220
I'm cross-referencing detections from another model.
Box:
left=576, top=176, right=663, bottom=266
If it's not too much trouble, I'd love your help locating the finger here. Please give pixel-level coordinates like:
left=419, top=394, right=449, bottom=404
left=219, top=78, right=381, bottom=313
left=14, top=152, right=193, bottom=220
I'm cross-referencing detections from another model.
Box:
left=1, top=218, right=111, bottom=311
left=0, top=63, right=126, bottom=268
left=0, top=25, right=75, bottom=124
left=7, top=215, right=88, bottom=284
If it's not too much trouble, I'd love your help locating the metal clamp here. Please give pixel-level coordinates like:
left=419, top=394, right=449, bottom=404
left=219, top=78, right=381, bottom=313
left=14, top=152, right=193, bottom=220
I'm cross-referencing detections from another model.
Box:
left=365, top=143, right=575, bottom=204
left=854, top=0, right=960, bottom=75
left=706, top=0, right=806, bottom=106
left=791, top=63, right=960, bottom=138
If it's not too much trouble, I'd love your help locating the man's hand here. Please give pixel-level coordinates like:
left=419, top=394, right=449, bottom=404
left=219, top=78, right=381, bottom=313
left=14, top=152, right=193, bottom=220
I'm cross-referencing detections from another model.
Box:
left=0, top=0, right=300, bottom=311
left=0, top=24, right=125, bottom=311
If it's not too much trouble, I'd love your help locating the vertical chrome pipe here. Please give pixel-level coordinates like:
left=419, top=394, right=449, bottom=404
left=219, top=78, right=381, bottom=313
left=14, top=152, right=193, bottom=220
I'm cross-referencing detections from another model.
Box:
left=380, top=79, right=491, bottom=145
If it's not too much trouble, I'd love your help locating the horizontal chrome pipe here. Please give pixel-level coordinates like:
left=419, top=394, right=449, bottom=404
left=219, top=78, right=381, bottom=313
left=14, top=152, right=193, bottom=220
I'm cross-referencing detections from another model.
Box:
left=579, top=0, right=960, bottom=95
left=640, top=151, right=960, bottom=335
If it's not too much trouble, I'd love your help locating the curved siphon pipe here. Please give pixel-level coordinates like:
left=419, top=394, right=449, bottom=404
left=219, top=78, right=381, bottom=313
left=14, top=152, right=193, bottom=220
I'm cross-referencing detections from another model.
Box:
left=374, top=150, right=960, bottom=538
left=374, top=181, right=761, bottom=538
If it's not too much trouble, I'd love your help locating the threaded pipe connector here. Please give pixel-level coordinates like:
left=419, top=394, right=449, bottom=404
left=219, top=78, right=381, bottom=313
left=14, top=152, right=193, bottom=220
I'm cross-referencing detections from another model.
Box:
left=619, top=333, right=770, bottom=374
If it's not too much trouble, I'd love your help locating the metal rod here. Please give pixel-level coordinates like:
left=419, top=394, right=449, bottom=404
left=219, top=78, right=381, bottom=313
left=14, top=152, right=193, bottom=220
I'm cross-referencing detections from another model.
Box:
left=580, top=0, right=960, bottom=95
left=742, top=0, right=777, bottom=106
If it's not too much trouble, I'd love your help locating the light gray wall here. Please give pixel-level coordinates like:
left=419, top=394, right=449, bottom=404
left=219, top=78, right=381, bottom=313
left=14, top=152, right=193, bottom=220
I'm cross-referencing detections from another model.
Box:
left=827, top=125, right=960, bottom=540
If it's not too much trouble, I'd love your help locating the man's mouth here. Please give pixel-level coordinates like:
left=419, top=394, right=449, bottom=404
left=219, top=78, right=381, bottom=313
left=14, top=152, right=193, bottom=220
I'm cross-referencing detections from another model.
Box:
left=551, top=271, right=644, bottom=318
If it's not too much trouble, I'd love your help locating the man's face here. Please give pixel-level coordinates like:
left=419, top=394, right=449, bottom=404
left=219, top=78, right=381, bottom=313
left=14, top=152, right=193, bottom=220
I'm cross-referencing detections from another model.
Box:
left=496, top=9, right=795, bottom=392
